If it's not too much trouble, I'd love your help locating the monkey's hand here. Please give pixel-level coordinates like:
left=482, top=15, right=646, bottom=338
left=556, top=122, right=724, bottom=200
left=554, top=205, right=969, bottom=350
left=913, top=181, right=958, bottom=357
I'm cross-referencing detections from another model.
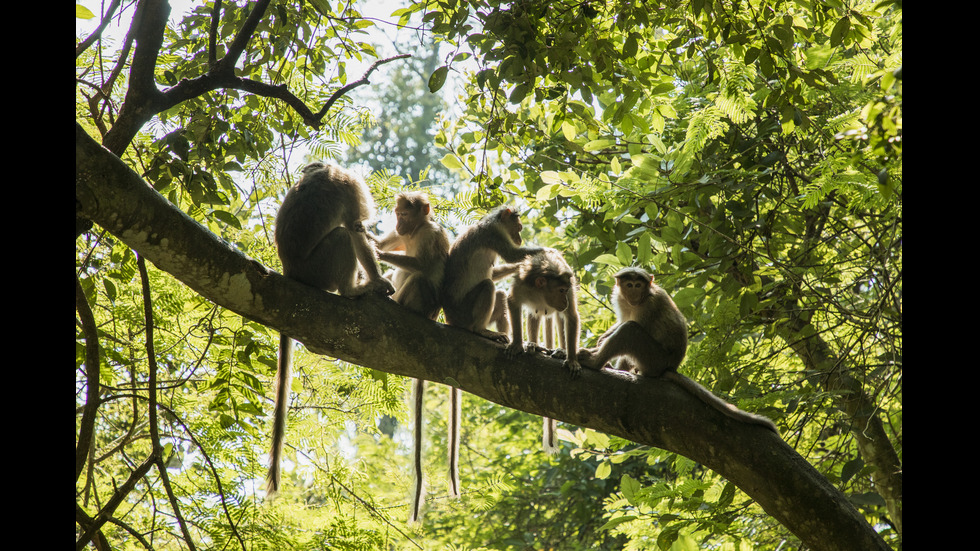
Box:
left=549, top=347, right=567, bottom=360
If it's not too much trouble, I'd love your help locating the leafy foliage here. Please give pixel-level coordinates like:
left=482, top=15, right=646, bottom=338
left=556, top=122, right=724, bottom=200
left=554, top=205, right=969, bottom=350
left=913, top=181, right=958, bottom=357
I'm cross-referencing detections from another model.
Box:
left=77, top=0, right=900, bottom=549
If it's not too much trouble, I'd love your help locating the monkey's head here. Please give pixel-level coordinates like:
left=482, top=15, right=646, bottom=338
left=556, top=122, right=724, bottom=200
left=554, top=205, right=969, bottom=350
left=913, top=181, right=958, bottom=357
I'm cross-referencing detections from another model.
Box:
left=614, top=267, right=653, bottom=306
left=494, top=207, right=524, bottom=245
left=301, top=161, right=326, bottom=175
left=536, top=274, right=573, bottom=312
left=394, top=192, right=431, bottom=236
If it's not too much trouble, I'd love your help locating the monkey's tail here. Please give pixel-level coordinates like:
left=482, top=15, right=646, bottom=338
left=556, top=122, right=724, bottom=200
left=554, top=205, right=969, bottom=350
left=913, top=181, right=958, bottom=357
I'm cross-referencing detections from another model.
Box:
left=409, top=378, right=426, bottom=523
left=267, top=333, right=293, bottom=495
left=665, top=372, right=779, bottom=434
left=447, top=386, right=462, bottom=498
left=542, top=418, right=559, bottom=454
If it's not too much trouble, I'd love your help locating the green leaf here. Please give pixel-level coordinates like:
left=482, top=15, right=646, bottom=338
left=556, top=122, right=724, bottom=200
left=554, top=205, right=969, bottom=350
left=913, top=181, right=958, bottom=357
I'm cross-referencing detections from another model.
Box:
left=561, top=121, right=577, bottom=141
left=439, top=153, right=463, bottom=170
left=831, top=17, right=850, bottom=47
left=428, top=65, right=449, bottom=93
left=620, top=474, right=641, bottom=504
left=615, top=241, right=633, bottom=266
left=594, top=253, right=623, bottom=268
left=76, top=4, right=95, bottom=18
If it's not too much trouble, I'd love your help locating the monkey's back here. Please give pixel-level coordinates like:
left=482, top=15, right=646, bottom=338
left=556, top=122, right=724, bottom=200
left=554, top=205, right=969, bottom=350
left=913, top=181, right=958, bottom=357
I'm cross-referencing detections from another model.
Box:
left=275, top=164, right=374, bottom=263
left=443, top=222, right=499, bottom=301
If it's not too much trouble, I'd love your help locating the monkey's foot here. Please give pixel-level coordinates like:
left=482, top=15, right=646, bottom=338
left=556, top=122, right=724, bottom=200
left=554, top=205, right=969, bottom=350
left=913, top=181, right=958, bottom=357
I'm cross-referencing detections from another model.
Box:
left=365, top=278, right=396, bottom=296
left=549, top=347, right=567, bottom=360
left=523, top=342, right=551, bottom=356
left=505, top=341, right=523, bottom=359
left=479, top=329, right=510, bottom=344
left=576, top=348, right=601, bottom=369
left=564, top=359, right=582, bottom=378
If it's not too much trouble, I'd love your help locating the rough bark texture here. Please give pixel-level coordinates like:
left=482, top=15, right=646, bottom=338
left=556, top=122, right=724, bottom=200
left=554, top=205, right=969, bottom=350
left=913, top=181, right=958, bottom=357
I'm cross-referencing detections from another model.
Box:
left=76, top=123, right=889, bottom=551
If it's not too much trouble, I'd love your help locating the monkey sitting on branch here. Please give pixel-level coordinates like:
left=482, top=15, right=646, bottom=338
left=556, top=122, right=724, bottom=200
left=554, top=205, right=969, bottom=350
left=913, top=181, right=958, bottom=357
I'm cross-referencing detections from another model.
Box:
left=505, top=247, right=582, bottom=452
left=442, top=206, right=544, bottom=343
left=438, top=206, right=544, bottom=497
left=373, top=190, right=452, bottom=523
left=267, top=162, right=396, bottom=495
left=578, top=267, right=778, bottom=433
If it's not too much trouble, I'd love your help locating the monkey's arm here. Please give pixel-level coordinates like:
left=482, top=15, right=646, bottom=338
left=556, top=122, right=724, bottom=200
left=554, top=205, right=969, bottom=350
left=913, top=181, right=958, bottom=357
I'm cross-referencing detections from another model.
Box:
left=375, top=231, right=403, bottom=252
left=562, top=310, right=582, bottom=375
left=492, top=263, right=521, bottom=281
left=378, top=251, right=426, bottom=274
left=505, top=295, right=525, bottom=357
left=351, top=229, right=395, bottom=294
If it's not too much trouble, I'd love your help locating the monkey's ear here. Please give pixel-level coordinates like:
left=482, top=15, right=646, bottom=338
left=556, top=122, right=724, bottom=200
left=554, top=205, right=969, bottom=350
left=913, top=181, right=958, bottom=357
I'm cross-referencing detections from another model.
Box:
left=534, top=276, right=548, bottom=288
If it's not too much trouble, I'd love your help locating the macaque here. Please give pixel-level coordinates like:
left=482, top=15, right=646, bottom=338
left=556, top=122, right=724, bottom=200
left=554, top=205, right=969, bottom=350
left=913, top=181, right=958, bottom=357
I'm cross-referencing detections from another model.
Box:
left=579, top=267, right=778, bottom=433
left=373, top=191, right=451, bottom=522
left=442, top=207, right=543, bottom=343
left=440, top=206, right=543, bottom=496
left=375, top=191, right=450, bottom=319
left=505, top=248, right=582, bottom=452
left=268, top=162, right=395, bottom=495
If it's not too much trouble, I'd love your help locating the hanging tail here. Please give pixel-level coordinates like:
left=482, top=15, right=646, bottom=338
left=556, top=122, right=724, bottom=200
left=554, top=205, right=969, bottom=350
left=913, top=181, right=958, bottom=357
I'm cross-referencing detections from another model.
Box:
left=448, top=386, right=462, bottom=498
left=267, top=332, right=293, bottom=495
left=409, top=378, right=426, bottom=522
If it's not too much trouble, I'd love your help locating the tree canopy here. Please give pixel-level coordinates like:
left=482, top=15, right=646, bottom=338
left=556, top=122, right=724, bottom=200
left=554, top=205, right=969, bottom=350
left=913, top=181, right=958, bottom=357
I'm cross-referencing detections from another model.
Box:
left=76, top=1, right=901, bottom=550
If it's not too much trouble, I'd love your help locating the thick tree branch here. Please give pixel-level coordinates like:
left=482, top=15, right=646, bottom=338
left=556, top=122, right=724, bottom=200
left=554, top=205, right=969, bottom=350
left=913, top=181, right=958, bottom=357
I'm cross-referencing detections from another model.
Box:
left=76, top=123, right=889, bottom=551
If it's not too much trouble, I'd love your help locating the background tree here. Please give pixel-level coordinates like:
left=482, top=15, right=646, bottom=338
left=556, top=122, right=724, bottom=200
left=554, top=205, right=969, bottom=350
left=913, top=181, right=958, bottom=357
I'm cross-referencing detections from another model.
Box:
left=77, top=0, right=900, bottom=549
left=343, top=38, right=454, bottom=188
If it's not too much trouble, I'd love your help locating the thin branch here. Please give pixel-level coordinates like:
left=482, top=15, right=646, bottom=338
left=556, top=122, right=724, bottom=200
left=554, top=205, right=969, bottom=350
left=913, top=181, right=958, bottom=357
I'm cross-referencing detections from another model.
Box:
left=75, top=274, right=101, bottom=482
left=316, top=53, right=412, bottom=120
left=137, top=255, right=199, bottom=551
left=76, top=453, right=156, bottom=550
left=212, top=0, right=273, bottom=75
left=208, top=0, right=224, bottom=67
left=75, top=0, right=123, bottom=58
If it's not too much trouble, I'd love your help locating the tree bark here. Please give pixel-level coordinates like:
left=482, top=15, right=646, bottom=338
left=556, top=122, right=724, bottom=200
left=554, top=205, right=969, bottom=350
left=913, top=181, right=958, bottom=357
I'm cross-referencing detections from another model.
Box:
left=76, top=123, right=889, bottom=551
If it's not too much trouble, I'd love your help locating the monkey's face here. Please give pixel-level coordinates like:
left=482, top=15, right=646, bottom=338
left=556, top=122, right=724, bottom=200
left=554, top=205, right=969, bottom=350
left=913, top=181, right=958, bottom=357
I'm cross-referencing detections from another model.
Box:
left=504, top=210, right=524, bottom=245
left=616, top=277, right=650, bottom=306
left=394, top=201, right=423, bottom=235
left=538, top=277, right=571, bottom=312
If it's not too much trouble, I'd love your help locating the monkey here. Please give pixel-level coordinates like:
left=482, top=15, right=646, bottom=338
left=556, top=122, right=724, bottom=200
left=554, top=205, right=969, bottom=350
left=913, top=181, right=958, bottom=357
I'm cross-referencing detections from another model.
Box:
left=578, top=267, right=778, bottom=433
left=267, top=162, right=395, bottom=495
left=442, top=206, right=544, bottom=343
left=439, top=206, right=543, bottom=496
left=375, top=190, right=450, bottom=320
left=504, top=248, right=582, bottom=453
left=372, top=191, right=451, bottom=522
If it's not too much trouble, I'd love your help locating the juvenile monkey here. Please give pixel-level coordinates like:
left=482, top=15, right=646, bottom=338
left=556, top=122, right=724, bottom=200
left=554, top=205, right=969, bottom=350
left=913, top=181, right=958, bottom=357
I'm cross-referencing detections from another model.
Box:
left=373, top=191, right=451, bottom=522
left=440, top=206, right=543, bottom=496
left=579, top=267, right=778, bottom=433
left=375, top=191, right=451, bottom=320
left=505, top=248, right=582, bottom=452
left=268, top=162, right=395, bottom=495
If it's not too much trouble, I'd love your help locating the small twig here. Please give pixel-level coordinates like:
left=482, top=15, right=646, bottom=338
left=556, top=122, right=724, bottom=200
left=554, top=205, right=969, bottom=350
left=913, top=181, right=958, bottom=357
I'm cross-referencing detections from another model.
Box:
left=314, top=53, right=412, bottom=120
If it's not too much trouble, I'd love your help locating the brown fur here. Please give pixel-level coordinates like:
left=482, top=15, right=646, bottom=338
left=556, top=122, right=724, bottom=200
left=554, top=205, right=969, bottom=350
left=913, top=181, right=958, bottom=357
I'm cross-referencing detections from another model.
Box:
left=580, top=267, right=778, bottom=433
left=268, top=163, right=395, bottom=495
